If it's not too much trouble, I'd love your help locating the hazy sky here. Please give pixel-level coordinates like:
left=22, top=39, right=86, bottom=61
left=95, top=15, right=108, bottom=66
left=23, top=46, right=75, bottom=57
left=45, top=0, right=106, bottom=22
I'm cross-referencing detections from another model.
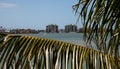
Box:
left=0, top=0, right=82, bottom=30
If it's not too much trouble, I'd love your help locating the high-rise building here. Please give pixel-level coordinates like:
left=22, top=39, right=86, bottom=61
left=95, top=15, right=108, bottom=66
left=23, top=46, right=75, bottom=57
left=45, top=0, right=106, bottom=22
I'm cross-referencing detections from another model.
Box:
left=65, top=24, right=77, bottom=33
left=46, top=24, right=58, bottom=33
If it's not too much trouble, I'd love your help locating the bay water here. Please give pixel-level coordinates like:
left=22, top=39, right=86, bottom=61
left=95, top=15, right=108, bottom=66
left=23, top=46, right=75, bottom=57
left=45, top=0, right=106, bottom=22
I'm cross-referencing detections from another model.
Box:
left=28, top=33, right=86, bottom=46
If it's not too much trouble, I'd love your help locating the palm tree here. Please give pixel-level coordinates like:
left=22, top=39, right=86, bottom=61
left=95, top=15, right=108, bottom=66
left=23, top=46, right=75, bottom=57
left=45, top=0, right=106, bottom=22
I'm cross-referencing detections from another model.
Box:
left=0, top=0, right=120, bottom=69
left=73, top=0, right=120, bottom=57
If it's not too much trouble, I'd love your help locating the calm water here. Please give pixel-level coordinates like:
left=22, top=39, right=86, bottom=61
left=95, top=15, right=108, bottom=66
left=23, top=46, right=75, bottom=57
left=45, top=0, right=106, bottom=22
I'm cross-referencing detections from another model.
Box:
left=28, top=33, right=86, bottom=46
left=29, top=33, right=84, bottom=45
left=24, top=32, right=98, bottom=50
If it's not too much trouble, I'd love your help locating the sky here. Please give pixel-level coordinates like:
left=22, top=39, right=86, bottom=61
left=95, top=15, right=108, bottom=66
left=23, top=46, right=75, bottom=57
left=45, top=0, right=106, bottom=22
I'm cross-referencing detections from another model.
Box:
left=0, top=0, right=82, bottom=30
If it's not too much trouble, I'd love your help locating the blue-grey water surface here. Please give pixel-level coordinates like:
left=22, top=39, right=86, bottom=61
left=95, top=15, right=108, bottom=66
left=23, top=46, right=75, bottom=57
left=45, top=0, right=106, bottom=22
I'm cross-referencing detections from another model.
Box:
left=29, top=32, right=96, bottom=49
left=28, top=33, right=86, bottom=46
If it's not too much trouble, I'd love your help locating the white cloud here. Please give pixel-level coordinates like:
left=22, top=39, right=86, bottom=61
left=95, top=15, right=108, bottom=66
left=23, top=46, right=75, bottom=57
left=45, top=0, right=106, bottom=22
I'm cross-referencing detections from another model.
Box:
left=0, top=3, right=16, bottom=8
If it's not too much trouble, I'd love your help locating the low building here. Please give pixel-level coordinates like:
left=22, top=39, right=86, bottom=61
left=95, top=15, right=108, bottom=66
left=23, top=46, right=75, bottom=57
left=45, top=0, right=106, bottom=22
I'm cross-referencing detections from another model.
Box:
left=77, top=28, right=84, bottom=33
left=10, top=29, right=39, bottom=34
left=0, top=26, right=6, bottom=33
left=59, top=29, right=64, bottom=33
left=65, top=24, right=77, bottom=33
left=46, top=24, right=58, bottom=33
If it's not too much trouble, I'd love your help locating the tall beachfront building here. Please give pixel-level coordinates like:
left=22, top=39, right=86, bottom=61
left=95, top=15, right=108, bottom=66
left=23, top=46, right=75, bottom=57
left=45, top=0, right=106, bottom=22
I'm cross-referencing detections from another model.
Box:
left=46, top=24, right=58, bottom=33
left=65, top=24, right=77, bottom=33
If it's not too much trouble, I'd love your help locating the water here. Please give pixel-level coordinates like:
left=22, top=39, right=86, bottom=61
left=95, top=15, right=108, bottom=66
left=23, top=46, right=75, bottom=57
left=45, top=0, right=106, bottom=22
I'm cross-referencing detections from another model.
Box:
left=28, top=33, right=86, bottom=46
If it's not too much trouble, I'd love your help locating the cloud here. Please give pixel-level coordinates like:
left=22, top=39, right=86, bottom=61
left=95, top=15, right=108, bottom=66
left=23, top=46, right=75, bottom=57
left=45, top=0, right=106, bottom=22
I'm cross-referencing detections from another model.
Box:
left=0, top=3, right=16, bottom=8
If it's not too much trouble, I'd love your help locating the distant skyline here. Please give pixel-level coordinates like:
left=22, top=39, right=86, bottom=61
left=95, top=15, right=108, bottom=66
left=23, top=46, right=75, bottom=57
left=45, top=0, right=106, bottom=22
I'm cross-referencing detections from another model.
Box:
left=0, top=0, right=82, bottom=30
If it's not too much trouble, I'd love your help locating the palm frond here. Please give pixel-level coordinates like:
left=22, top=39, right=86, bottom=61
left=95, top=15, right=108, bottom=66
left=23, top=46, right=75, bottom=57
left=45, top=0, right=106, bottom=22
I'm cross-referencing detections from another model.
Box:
left=73, top=0, right=120, bottom=57
left=0, top=34, right=119, bottom=69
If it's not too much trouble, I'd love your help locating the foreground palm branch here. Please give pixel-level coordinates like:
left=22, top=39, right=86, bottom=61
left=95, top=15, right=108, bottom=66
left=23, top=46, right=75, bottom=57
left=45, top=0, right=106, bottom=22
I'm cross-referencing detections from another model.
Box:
left=73, top=0, right=120, bottom=57
left=0, top=34, right=119, bottom=69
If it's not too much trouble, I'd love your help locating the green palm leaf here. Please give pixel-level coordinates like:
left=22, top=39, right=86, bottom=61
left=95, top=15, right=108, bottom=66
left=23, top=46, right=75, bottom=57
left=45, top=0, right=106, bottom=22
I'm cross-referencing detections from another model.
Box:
left=0, top=34, right=119, bottom=69
left=73, top=0, right=120, bottom=57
